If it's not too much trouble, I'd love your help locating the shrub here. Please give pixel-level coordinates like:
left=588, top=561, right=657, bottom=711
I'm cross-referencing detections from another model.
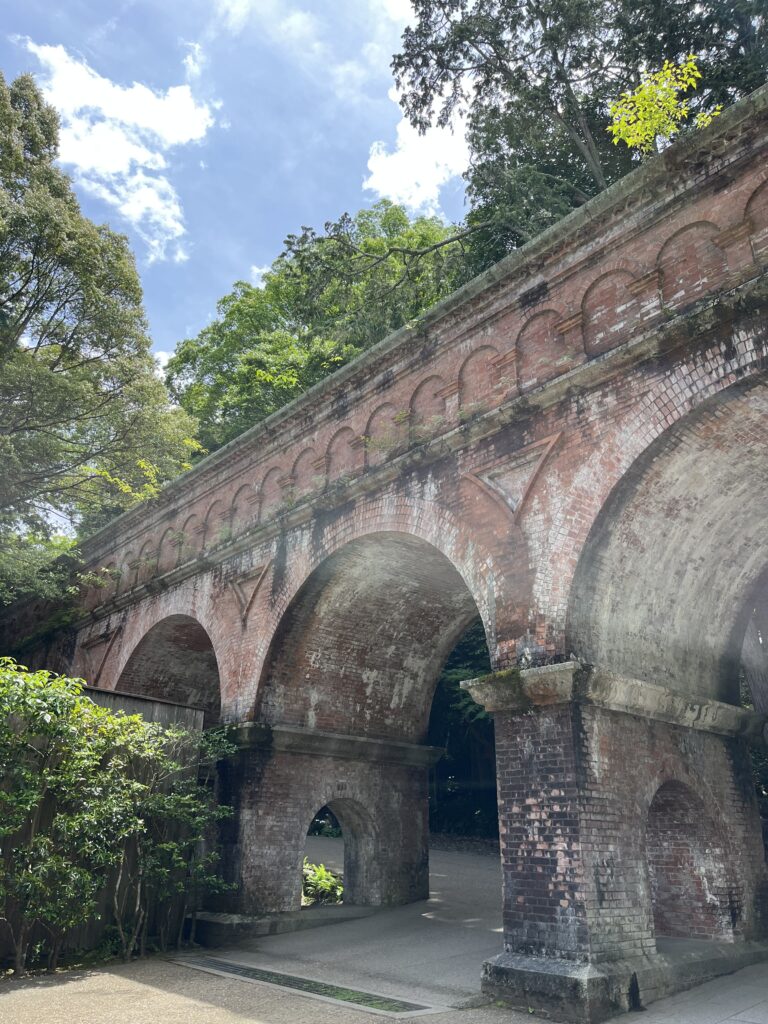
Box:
left=0, top=658, right=234, bottom=973
left=301, top=860, right=343, bottom=906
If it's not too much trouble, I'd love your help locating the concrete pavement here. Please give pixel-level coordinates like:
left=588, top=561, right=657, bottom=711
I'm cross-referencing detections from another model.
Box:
left=2, top=840, right=768, bottom=1023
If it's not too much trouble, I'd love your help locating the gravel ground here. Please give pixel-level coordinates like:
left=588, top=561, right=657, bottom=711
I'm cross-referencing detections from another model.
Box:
left=0, top=957, right=519, bottom=1024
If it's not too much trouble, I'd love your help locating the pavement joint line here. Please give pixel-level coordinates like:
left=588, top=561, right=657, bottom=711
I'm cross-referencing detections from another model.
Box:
left=169, top=955, right=451, bottom=1018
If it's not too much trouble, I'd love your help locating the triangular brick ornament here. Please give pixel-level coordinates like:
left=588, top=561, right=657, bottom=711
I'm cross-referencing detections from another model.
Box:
left=465, top=433, right=561, bottom=522
left=228, top=560, right=273, bottom=625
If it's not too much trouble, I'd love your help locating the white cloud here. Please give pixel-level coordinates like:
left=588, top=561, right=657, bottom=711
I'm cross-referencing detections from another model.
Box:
left=213, top=0, right=324, bottom=55
left=183, top=41, right=206, bottom=80
left=372, top=0, right=413, bottom=24
left=154, top=350, right=173, bottom=370
left=364, top=89, right=469, bottom=215
left=25, top=41, right=216, bottom=263
left=211, top=0, right=401, bottom=96
left=250, top=264, right=271, bottom=286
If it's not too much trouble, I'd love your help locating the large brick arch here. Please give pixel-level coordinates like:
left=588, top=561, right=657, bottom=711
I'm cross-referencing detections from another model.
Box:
left=113, top=613, right=222, bottom=726
left=566, top=376, right=768, bottom=701
left=254, top=531, right=485, bottom=742
left=528, top=317, right=768, bottom=646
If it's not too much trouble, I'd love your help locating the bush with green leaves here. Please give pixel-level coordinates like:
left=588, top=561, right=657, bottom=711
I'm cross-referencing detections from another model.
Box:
left=0, top=658, right=234, bottom=974
left=301, top=860, right=343, bottom=906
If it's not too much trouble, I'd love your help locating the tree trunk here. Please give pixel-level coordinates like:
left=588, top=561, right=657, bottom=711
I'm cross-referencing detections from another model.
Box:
left=47, top=935, right=63, bottom=972
left=13, top=925, right=29, bottom=976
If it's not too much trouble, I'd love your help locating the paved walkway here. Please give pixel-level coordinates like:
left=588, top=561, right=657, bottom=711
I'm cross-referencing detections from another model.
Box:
left=3, top=955, right=768, bottom=1024
left=2, top=840, right=768, bottom=1023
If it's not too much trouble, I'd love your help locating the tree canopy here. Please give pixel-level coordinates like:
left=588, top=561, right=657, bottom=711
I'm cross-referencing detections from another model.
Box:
left=393, top=0, right=765, bottom=265
left=166, top=201, right=464, bottom=451
left=0, top=73, right=198, bottom=604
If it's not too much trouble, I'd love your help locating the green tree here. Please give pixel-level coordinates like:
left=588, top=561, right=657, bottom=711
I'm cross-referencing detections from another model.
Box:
left=608, top=54, right=721, bottom=154
left=0, top=660, right=142, bottom=972
left=111, top=725, right=234, bottom=959
left=166, top=201, right=462, bottom=451
left=0, top=659, right=234, bottom=973
left=391, top=0, right=766, bottom=270
left=0, top=72, right=198, bottom=603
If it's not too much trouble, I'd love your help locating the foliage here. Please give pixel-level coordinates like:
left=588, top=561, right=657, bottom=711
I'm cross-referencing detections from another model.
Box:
left=609, top=55, right=722, bottom=154
left=0, top=659, right=142, bottom=973
left=0, top=534, right=77, bottom=608
left=392, top=0, right=766, bottom=269
left=301, top=859, right=343, bottom=906
left=0, top=659, right=233, bottom=973
left=0, top=72, right=198, bottom=604
left=307, top=807, right=342, bottom=838
left=427, top=619, right=497, bottom=837
left=109, top=725, right=234, bottom=959
left=165, top=201, right=463, bottom=451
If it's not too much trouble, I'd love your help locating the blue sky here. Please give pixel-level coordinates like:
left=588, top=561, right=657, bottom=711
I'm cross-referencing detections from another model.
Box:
left=2, top=0, right=469, bottom=363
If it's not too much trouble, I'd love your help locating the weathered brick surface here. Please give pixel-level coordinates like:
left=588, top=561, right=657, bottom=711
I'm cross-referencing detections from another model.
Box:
left=4, top=87, right=768, bottom=997
left=221, top=746, right=429, bottom=913
left=494, top=700, right=768, bottom=964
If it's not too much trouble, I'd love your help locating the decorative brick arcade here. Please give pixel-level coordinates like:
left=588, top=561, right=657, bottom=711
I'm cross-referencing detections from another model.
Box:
left=7, top=86, right=768, bottom=1021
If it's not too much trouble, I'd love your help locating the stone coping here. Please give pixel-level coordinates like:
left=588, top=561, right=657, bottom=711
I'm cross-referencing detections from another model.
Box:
left=461, top=662, right=767, bottom=741
left=233, top=722, right=444, bottom=767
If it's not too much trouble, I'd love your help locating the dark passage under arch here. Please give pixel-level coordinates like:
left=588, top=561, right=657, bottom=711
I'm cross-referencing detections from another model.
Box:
left=116, top=615, right=221, bottom=726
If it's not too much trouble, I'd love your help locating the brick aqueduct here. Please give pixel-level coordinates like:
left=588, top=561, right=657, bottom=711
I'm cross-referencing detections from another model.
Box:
left=11, top=87, right=768, bottom=1019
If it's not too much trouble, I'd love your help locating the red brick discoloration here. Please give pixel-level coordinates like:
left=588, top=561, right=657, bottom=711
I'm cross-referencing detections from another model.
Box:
left=6, top=88, right=768, bottom=1004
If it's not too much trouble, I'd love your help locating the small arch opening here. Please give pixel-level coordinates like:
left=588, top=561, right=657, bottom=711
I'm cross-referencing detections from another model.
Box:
left=302, top=799, right=378, bottom=907
left=646, top=781, right=737, bottom=944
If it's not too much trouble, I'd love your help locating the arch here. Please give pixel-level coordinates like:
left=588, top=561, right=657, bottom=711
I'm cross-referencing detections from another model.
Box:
left=136, top=539, right=157, bottom=585
left=291, top=446, right=318, bottom=499
left=409, top=375, right=447, bottom=440
left=364, top=403, right=406, bottom=467
left=325, top=426, right=358, bottom=482
left=303, top=798, right=379, bottom=907
left=657, top=221, right=728, bottom=309
left=238, top=525, right=501, bottom=913
left=83, top=560, right=119, bottom=609
left=516, top=310, right=562, bottom=390
left=645, top=781, right=736, bottom=942
left=458, top=345, right=500, bottom=413
left=259, top=466, right=283, bottom=520
left=156, top=526, right=179, bottom=575
left=231, top=483, right=257, bottom=537
left=746, top=179, right=768, bottom=264
left=567, top=377, right=768, bottom=702
left=115, top=614, right=221, bottom=727
left=581, top=271, right=639, bottom=356
left=116, top=550, right=136, bottom=594
left=256, top=531, right=488, bottom=742
left=178, top=513, right=201, bottom=563
left=202, top=499, right=227, bottom=550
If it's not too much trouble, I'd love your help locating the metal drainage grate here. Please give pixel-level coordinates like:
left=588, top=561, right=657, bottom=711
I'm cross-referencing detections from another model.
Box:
left=175, top=955, right=433, bottom=1016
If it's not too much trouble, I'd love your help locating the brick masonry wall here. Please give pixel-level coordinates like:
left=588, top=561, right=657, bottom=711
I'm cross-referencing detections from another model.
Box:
left=494, top=700, right=768, bottom=964
left=12, top=85, right=762, bottom=726
left=221, top=746, right=429, bottom=914
left=647, top=782, right=733, bottom=940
